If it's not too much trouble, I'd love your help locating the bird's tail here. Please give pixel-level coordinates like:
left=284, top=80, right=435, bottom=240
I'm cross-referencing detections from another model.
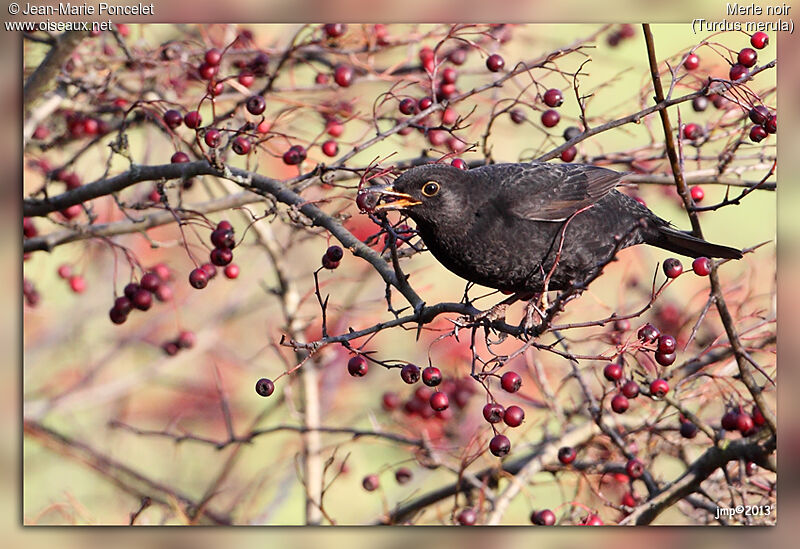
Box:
left=649, top=226, right=743, bottom=259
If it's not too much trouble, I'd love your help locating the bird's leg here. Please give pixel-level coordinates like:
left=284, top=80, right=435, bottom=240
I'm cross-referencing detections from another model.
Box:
left=468, top=292, right=524, bottom=324
left=521, top=294, right=544, bottom=336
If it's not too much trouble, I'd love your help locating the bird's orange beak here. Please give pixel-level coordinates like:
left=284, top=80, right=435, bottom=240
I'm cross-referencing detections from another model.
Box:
left=366, top=185, right=422, bottom=212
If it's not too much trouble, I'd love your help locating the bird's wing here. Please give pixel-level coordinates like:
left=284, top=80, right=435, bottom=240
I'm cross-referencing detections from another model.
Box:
left=494, top=163, right=625, bottom=222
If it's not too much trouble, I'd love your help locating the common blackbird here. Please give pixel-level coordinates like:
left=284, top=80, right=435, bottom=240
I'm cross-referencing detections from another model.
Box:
left=364, top=162, right=742, bottom=292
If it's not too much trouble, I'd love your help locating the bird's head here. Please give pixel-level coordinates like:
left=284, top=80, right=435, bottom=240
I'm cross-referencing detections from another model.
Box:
left=362, top=164, right=472, bottom=225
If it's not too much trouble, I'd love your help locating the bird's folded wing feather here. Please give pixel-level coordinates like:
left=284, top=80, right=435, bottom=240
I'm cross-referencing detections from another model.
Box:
left=496, top=163, right=625, bottom=222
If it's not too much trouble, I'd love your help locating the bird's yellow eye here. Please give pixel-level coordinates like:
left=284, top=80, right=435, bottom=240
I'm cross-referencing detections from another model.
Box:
left=422, top=181, right=440, bottom=197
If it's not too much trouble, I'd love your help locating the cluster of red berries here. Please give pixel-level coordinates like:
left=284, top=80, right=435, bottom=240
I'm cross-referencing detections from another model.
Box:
left=559, top=126, right=581, bottom=162
left=606, top=24, right=636, bottom=47
left=56, top=264, right=86, bottom=294
left=721, top=404, right=765, bottom=436
left=161, top=330, right=196, bottom=356
left=748, top=105, right=776, bottom=143
left=63, top=111, right=111, bottom=141
left=110, top=263, right=173, bottom=325
left=479, top=370, right=525, bottom=457
left=729, top=32, right=768, bottom=82
left=189, top=221, right=239, bottom=289
left=380, top=370, right=477, bottom=423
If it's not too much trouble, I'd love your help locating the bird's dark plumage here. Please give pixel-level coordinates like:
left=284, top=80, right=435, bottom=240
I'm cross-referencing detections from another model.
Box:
left=368, top=162, right=742, bottom=293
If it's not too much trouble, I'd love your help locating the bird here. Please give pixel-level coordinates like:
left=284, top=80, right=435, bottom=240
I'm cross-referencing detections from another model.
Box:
left=362, top=162, right=742, bottom=293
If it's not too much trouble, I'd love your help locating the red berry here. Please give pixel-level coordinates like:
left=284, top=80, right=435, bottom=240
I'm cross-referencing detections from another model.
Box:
left=503, top=405, right=525, bottom=427
left=749, top=106, right=770, bottom=125
left=132, top=288, right=152, bottom=310
left=429, top=391, right=449, bottom=411
left=283, top=145, right=306, bottom=165
left=621, top=492, right=637, bottom=507
left=738, top=47, right=757, bottom=68
left=680, top=420, right=698, bottom=438
left=509, top=108, right=526, bottom=124
left=256, top=377, right=275, bottom=397
left=663, top=258, right=683, bottom=278
left=721, top=410, right=739, bottom=431
left=729, top=63, right=747, bottom=81
left=184, top=111, right=202, bottom=129
left=382, top=391, right=400, bottom=411
left=362, top=474, right=379, bottom=492
left=500, top=371, right=522, bottom=393
left=735, top=411, right=754, bottom=434
left=189, top=268, right=208, bottom=289
left=603, top=363, right=623, bottom=382
left=649, top=378, right=669, bottom=398
left=171, top=151, right=190, bottom=164
left=162, top=341, right=179, bottom=356
left=766, top=115, right=776, bottom=134
left=140, top=272, right=161, bottom=293
left=752, top=405, right=766, bottom=426
left=621, top=380, right=639, bottom=399
left=224, top=263, right=239, bottom=279
left=441, top=67, right=457, bottom=84
left=560, top=146, right=577, bottom=162
left=204, top=48, right=222, bottom=66
left=163, top=109, right=183, bottom=129
left=207, top=81, right=223, bottom=97
left=198, top=62, right=218, bottom=80
left=109, top=307, right=128, bottom=325
left=325, top=245, right=344, bottom=262
left=489, top=434, right=511, bottom=457
left=457, top=508, right=477, bottom=526
left=451, top=158, right=468, bottom=170
left=486, top=53, right=505, bottom=72
left=657, top=334, right=676, bottom=354
left=749, top=125, right=768, bottom=143
left=82, top=118, right=99, bottom=135
left=692, top=96, right=709, bottom=112
left=238, top=71, right=255, bottom=87
left=750, top=31, right=769, bottom=49
left=57, top=264, right=72, bottom=279
left=394, top=467, right=412, bottom=484
left=69, top=275, right=86, bottom=293
left=211, top=228, right=235, bottom=249
left=417, top=97, right=433, bottom=111
left=177, top=330, right=196, bottom=349
left=124, top=282, right=140, bottom=300
left=541, top=109, right=560, bottom=128
left=347, top=356, right=368, bottom=377
left=448, top=48, right=467, bottom=65
left=692, top=257, right=711, bottom=276
left=683, top=53, right=700, bottom=70
left=683, top=123, right=703, bottom=140
left=323, top=23, right=347, bottom=38
left=532, top=509, right=556, bottom=526
left=246, top=95, right=266, bottom=115
left=204, top=129, right=221, bottom=148
left=60, top=204, right=82, bottom=220
left=333, top=65, right=354, bottom=87
left=482, top=402, right=505, bottom=423
left=210, top=248, right=233, bottom=266
left=232, top=136, right=251, bottom=155
left=321, top=255, right=339, bottom=270
left=557, top=446, right=576, bottom=465
left=441, top=107, right=458, bottom=126
left=422, top=366, right=442, bottom=387
left=326, top=120, right=343, bottom=137
left=399, top=98, right=417, bottom=115
left=611, top=393, right=629, bottom=413
left=625, top=458, right=644, bottom=479
left=582, top=514, right=603, bottom=526
left=690, top=185, right=705, bottom=202
left=400, top=364, right=420, bottom=384
left=543, top=88, right=564, bottom=108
